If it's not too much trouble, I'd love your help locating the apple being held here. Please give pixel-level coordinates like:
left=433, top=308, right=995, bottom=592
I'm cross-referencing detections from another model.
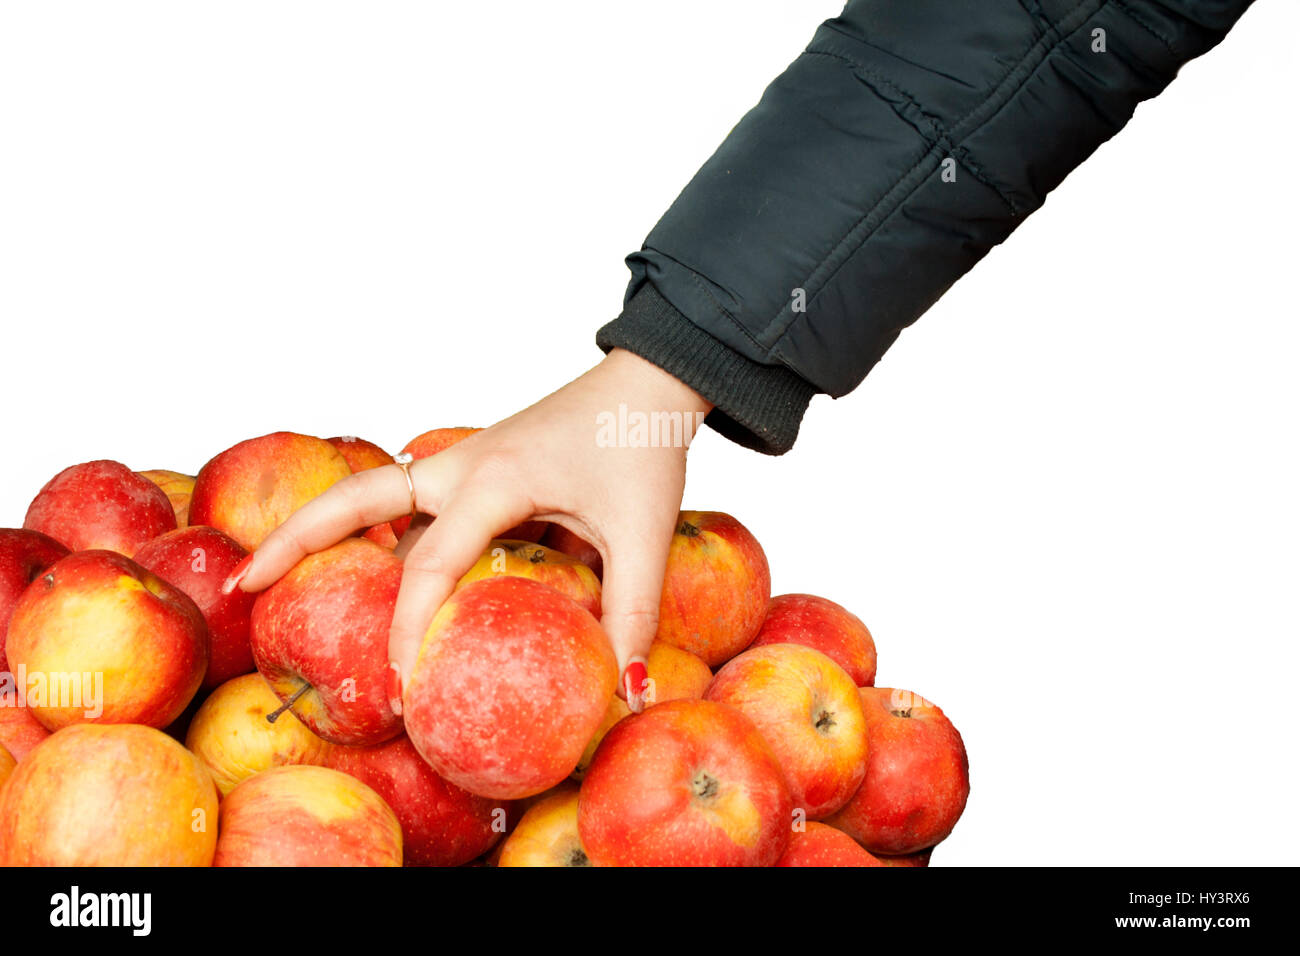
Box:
left=705, top=643, right=867, bottom=819
left=496, top=786, right=591, bottom=867
left=23, top=459, right=177, bottom=556
left=328, top=734, right=509, bottom=867
left=750, top=593, right=878, bottom=687
left=656, top=511, right=771, bottom=667
left=6, top=550, right=208, bottom=731
left=0, top=742, right=14, bottom=789
left=578, top=698, right=794, bottom=867
left=189, top=431, right=353, bottom=551
left=213, top=764, right=403, bottom=867
left=137, top=469, right=196, bottom=528
left=250, top=538, right=404, bottom=746
left=184, top=673, right=333, bottom=796
left=777, top=822, right=886, bottom=867
left=823, top=688, right=970, bottom=855
left=0, top=528, right=69, bottom=674
left=403, top=575, right=617, bottom=800
left=134, top=525, right=256, bottom=690
left=457, top=539, right=601, bottom=618
left=0, top=723, right=219, bottom=866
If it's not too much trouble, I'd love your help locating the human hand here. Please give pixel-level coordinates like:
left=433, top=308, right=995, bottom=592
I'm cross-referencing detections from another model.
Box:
left=228, top=348, right=712, bottom=713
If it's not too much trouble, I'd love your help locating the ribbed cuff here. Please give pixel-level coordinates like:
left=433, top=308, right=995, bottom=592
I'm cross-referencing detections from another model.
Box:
left=596, top=284, right=816, bottom=455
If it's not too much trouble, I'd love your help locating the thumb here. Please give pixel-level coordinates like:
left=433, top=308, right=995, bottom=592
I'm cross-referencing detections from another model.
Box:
left=598, top=525, right=672, bottom=714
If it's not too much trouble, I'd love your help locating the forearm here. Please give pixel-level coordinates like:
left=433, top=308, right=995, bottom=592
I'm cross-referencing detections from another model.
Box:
left=598, top=0, right=1256, bottom=454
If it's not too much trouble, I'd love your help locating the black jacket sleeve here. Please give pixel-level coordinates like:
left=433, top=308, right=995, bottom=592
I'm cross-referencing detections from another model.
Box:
left=596, top=0, right=1255, bottom=454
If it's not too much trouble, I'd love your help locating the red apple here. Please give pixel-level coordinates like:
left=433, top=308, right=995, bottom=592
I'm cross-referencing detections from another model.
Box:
left=540, top=523, right=603, bottom=578
left=250, top=538, right=403, bottom=746
left=6, top=550, right=208, bottom=731
left=134, top=525, right=256, bottom=690
left=777, top=822, right=886, bottom=866
left=457, top=539, right=601, bottom=618
left=214, top=764, right=403, bottom=867
left=0, top=723, right=219, bottom=865
left=328, top=734, right=509, bottom=867
left=706, top=643, right=867, bottom=819
left=876, top=847, right=934, bottom=867
left=578, top=698, right=793, bottom=867
left=189, top=431, right=352, bottom=551
left=0, top=693, right=50, bottom=762
left=137, top=469, right=196, bottom=528
left=496, top=786, right=591, bottom=867
left=823, top=688, right=969, bottom=855
left=185, top=673, right=333, bottom=795
left=0, top=743, right=15, bottom=789
left=24, top=459, right=177, bottom=556
left=750, top=593, right=877, bottom=687
left=0, top=528, right=69, bottom=674
left=403, top=575, right=617, bottom=799
left=656, top=511, right=770, bottom=667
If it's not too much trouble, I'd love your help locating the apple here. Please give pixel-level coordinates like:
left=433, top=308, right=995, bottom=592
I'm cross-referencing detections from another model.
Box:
left=137, top=469, right=196, bottom=528
left=573, top=639, right=713, bottom=779
left=250, top=538, right=403, bottom=746
left=6, top=550, right=208, bottom=731
left=23, top=459, right=177, bottom=556
left=705, top=643, right=867, bottom=819
left=496, top=786, right=591, bottom=867
left=134, top=525, right=256, bottom=690
left=392, top=427, right=545, bottom=542
left=656, top=511, right=770, bottom=667
left=0, top=723, right=218, bottom=865
left=578, top=698, right=793, bottom=867
left=0, top=528, right=69, bottom=674
left=185, top=673, right=332, bottom=796
left=0, top=742, right=14, bottom=789
left=823, top=688, right=969, bottom=855
left=0, top=694, right=51, bottom=764
left=877, top=847, right=934, bottom=867
left=213, top=764, right=403, bottom=867
left=403, top=575, right=617, bottom=799
left=750, top=593, right=878, bottom=687
left=326, top=436, right=400, bottom=548
left=540, top=523, right=603, bottom=578
left=328, top=734, right=509, bottom=867
left=189, top=431, right=353, bottom=551
left=777, top=822, right=886, bottom=866
left=457, top=539, right=601, bottom=618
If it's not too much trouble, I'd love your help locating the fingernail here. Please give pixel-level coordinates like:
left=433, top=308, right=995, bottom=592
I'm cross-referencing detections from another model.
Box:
left=387, top=661, right=403, bottom=717
left=221, top=554, right=255, bottom=595
left=623, top=660, right=649, bottom=714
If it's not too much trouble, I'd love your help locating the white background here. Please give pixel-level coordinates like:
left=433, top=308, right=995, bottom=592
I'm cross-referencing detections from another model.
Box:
left=2, top=2, right=1296, bottom=865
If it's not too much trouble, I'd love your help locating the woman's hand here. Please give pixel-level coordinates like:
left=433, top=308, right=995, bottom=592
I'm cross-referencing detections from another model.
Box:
left=228, top=348, right=712, bottom=713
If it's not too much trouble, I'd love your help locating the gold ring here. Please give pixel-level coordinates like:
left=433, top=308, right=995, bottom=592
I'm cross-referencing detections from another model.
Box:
left=393, top=452, right=418, bottom=519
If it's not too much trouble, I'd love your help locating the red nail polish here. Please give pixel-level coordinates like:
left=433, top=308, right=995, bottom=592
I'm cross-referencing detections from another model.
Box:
left=387, top=662, right=404, bottom=717
left=220, top=554, right=255, bottom=595
left=623, top=661, right=649, bottom=714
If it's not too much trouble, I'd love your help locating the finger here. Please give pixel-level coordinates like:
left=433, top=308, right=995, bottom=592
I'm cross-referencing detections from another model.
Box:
left=388, top=486, right=534, bottom=703
left=599, top=522, right=673, bottom=713
left=393, top=514, right=434, bottom=560
left=234, top=453, right=460, bottom=593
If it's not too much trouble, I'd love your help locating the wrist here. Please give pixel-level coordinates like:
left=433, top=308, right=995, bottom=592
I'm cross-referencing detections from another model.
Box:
left=601, top=348, right=714, bottom=416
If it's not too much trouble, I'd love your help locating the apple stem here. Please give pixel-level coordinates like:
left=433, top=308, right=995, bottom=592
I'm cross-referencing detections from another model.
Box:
left=266, top=682, right=312, bottom=724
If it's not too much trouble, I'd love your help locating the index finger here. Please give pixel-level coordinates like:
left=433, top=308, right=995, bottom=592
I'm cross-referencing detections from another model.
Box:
left=236, top=453, right=459, bottom=591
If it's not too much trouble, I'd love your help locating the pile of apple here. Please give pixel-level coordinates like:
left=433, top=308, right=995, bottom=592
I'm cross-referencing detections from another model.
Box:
left=0, top=428, right=969, bottom=867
